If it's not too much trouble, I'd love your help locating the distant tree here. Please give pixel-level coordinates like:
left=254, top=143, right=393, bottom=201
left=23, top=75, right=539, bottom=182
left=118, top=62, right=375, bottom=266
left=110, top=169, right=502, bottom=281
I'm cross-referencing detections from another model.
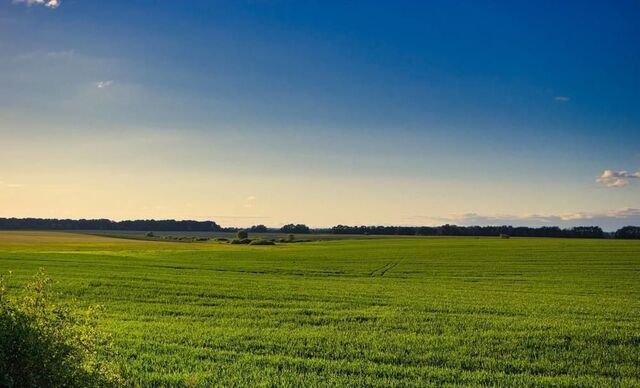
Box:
left=237, top=230, right=248, bottom=239
left=248, top=224, right=268, bottom=233
left=280, top=224, right=310, bottom=234
left=568, top=226, right=604, bottom=238
left=615, top=226, right=640, bottom=239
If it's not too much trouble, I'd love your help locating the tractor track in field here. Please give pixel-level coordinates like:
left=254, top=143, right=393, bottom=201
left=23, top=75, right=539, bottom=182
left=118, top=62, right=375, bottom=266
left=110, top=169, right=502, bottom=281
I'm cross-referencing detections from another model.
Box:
left=369, top=259, right=402, bottom=277
left=379, top=260, right=401, bottom=276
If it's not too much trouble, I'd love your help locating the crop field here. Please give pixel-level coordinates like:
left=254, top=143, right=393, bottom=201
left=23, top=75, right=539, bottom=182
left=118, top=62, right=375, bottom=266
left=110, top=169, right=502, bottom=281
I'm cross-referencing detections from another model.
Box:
left=0, top=231, right=638, bottom=386
left=76, top=230, right=404, bottom=241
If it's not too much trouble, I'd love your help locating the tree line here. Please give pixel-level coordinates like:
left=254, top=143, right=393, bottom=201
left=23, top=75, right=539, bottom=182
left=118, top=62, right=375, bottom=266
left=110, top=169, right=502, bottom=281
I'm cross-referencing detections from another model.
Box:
left=0, top=218, right=222, bottom=232
left=330, top=225, right=640, bottom=239
left=0, top=217, right=639, bottom=239
left=329, top=224, right=614, bottom=238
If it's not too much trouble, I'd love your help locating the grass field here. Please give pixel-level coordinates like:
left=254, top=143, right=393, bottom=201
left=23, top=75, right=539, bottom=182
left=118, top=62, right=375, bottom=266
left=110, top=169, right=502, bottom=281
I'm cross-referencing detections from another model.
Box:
left=76, top=230, right=406, bottom=241
left=0, top=231, right=638, bottom=386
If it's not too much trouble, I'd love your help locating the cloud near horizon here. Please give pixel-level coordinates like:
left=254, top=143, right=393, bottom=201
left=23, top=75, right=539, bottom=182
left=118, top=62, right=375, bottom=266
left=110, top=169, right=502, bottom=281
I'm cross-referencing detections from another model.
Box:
left=0, top=180, right=24, bottom=188
left=13, top=0, right=60, bottom=8
left=596, top=169, right=640, bottom=188
left=406, top=208, right=640, bottom=231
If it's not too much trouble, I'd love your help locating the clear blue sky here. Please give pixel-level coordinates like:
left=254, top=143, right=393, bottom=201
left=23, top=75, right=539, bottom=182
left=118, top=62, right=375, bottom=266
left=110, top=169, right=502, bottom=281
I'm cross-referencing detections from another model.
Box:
left=1, top=1, right=639, bottom=229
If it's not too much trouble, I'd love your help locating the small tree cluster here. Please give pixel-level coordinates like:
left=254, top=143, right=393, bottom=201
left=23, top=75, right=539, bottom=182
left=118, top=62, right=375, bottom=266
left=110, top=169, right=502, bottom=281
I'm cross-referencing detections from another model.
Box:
left=615, top=226, right=640, bottom=239
left=279, top=224, right=310, bottom=234
left=248, top=225, right=268, bottom=233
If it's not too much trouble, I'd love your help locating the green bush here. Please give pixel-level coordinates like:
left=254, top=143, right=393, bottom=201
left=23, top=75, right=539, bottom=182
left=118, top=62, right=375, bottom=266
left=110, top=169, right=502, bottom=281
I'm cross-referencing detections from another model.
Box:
left=230, top=238, right=252, bottom=245
left=0, top=270, right=122, bottom=387
left=214, top=238, right=229, bottom=243
left=249, top=239, right=275, bottom=246
left=236, top=230, right=248, bottom=239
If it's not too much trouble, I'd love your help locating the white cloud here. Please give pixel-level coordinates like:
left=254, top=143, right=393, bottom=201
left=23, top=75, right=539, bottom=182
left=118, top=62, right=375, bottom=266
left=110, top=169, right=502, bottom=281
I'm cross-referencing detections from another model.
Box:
left=554, top=96, right=570, bottom=102
left=96, top=80, right=114, bottom=89
left=596, top=169, right=640, bottom=188
left=13, top=0, right=60, bottom=8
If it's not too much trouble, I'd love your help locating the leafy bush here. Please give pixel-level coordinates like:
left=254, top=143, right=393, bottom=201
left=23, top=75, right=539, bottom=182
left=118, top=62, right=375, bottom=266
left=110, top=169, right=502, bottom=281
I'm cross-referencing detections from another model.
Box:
left=230, top=238, right=251, bottom=245
left=500, top=234, right=511, bottom=239
left=249, top=239, right=275, bottom=246
left=236, top=230, right=248, bottom=239
left=214, top=238, right=229, bottom=243
left=145, top=232, right=154, bottom=238
left=0, top=270, right=122, bottom=387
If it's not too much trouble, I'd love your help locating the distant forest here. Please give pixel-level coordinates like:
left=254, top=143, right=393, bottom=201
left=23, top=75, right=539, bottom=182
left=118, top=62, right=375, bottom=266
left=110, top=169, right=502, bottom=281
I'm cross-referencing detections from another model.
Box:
left=0, top=218, right=222, bottom=232
left=0, top=217, right=638, bottom=239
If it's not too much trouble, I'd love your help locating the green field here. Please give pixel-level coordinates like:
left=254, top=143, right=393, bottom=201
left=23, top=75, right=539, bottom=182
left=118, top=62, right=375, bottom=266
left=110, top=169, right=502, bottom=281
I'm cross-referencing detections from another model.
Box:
left=0, top=231, right=639, bottom=386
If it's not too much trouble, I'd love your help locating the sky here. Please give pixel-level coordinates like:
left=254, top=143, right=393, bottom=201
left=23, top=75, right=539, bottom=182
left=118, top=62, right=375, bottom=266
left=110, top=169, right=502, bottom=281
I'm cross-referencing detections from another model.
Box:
left=1, top=0, right=639, bottom=230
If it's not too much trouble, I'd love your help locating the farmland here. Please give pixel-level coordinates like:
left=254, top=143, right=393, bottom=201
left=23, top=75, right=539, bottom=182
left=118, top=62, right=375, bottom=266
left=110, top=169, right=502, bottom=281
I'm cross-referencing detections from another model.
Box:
left=0, top=231, right=638, bottom=386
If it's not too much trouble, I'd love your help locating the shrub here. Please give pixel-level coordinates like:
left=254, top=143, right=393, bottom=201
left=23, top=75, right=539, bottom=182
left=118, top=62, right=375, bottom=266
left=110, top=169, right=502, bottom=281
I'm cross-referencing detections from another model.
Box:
left=249, top=239, right=275, bottom=246
left=0, top=270, right=122, bottom=387
left=145, top=232, right=154, bottom=238
left=236, top=230, right=248, bottom=239
left=500, top=234, right=511, bottom=239
left=214, top=238, right=229, bottom=243
left=230, top=238, right=251, bottom=245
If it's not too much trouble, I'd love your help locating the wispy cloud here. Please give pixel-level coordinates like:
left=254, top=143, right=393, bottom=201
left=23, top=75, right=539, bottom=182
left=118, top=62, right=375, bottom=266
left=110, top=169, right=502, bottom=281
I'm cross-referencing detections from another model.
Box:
left=244, top=195, right=257, bottom=208
left=0, top=181, right=24, bottom=189
left=596, top=169, right=640, bottom=188
left=96, top=80, right=114, bottom=89
left=13, top=0, right=60, bottom=8
left=554, top=96, right=570, bottom=102
left=7, top=49, right=76, bottom=64
left=45, top=50, right=75, bottom=59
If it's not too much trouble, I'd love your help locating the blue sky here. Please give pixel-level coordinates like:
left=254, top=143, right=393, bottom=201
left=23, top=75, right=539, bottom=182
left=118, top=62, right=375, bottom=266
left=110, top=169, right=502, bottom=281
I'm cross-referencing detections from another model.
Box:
left=1, top=0, right=639, bottom=229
